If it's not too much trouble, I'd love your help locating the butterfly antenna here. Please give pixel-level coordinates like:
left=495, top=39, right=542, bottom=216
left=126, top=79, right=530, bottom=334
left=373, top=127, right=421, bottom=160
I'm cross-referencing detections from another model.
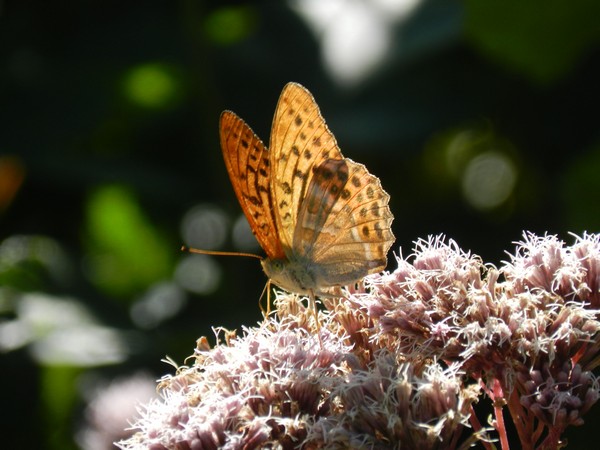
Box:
left=181, top=245, right=263, bottom=260
left=182, top=245, right=272, bottom=323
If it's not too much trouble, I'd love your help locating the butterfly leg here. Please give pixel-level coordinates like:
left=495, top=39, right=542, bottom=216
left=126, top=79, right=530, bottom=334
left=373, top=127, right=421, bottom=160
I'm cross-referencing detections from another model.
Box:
left=256, top=281, right=275, bottom=337
left=258, top=280, right=271, bottom=318
left=308, top=290, right=324, bottom=347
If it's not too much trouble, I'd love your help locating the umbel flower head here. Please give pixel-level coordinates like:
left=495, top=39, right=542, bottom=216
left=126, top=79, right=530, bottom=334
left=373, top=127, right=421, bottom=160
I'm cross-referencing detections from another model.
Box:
left=118, top=232, right=600, bottom=450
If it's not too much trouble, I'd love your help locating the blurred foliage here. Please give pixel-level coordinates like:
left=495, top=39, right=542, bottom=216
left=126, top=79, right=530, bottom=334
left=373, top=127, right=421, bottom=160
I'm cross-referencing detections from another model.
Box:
left=0, top=0, right=598, bottom=448
left=42, top=365, right=81, bottom=450
left=465, top=0, right=600, bottom=84
left=85, top=185, right=173, bottom=299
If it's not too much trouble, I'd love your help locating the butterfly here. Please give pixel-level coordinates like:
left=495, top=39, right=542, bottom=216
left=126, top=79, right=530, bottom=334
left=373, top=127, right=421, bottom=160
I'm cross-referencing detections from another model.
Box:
left=218, top=82, right=395, bottom=299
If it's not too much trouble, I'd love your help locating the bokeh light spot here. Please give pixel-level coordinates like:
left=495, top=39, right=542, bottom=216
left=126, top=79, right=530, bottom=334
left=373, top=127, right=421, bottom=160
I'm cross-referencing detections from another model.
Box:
left=123, top=63, right=180, bottom=109
left=445, top=129, right=485, bottom=178
left=181, top=205, right=229, bottom=251
left=423, top=124, right=520, bottom=215
left=232, top=214, right=260, bottom=252
left=462, top=152, right=517, bottom=210
left=0, top=156, right=25, bottom=213
left=174, top=254, right=221, bottom=295
left=204, top=6, right=257, bottom=45
left=130, top=282, right=187, bottom=329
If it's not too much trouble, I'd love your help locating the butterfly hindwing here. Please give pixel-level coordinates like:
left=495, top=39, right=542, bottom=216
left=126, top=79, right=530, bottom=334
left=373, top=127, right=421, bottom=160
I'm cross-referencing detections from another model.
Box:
left=294, top=158, right=394, bottom=283
left=311, top=159, right=394, bottom=273
left=292, top=159, right=349, bottom=257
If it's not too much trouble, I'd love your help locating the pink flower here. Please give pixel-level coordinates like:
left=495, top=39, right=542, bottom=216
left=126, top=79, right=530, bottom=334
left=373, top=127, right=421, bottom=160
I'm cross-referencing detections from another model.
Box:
left=118, top=232, right=600, bottom=450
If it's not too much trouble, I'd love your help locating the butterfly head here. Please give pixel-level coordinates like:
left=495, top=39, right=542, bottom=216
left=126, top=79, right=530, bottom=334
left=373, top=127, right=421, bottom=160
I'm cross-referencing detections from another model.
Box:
left=261, top=257, right=320, bottom=297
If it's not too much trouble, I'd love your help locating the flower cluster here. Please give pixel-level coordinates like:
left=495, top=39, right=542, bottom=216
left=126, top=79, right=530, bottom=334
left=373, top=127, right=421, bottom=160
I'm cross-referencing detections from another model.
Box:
left=119, top=306, right=350, bottom=450
left=118, top=232, right=600, bottom=449
left=365, top=232, right=600, bottom=448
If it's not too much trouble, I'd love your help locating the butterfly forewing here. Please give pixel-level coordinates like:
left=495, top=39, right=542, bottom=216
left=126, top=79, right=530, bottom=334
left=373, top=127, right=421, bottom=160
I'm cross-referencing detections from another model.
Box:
left=220, top=111, right=285, bottom=260
left=269, top=83, right=344, bottom=254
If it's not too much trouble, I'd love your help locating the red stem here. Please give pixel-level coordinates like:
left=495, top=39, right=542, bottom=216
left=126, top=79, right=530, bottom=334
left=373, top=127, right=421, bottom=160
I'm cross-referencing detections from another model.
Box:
left=492, top=378, right=511, bottom=450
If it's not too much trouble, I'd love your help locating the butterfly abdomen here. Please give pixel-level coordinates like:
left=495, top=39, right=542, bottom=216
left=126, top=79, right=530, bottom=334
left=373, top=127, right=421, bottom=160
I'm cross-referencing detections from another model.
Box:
left=261, top=254, right=380, bottom=297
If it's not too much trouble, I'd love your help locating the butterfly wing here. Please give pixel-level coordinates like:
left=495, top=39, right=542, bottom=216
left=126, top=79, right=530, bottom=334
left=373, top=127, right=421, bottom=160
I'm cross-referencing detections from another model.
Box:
left=269, top=82, right=344, bottom=252
left=295, top=158, right=395, bottom=284
left=268, top=82, right=395, bottom=287
left=220, top=111, right=286, bottom=260
left=292, top=158, right=350, bottom=257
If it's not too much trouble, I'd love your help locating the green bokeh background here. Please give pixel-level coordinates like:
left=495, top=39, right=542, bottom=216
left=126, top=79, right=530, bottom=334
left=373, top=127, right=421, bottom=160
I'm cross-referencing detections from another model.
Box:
left=1, top=0, right=599, bottom=448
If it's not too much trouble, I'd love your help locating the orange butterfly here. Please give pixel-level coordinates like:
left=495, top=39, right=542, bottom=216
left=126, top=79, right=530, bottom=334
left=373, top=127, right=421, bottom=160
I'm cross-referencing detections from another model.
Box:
left=217, top=82, right=395, bottom=299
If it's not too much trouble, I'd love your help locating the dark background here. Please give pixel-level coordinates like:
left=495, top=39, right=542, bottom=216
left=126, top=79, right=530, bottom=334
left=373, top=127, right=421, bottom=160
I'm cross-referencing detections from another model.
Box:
left=1, top=0, right=599, bottom=448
